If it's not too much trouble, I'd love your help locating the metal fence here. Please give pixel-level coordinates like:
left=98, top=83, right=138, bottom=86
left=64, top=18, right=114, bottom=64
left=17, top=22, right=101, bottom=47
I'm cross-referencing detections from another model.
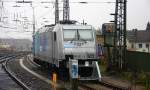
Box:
left=126, top=51, right=150, bottom=72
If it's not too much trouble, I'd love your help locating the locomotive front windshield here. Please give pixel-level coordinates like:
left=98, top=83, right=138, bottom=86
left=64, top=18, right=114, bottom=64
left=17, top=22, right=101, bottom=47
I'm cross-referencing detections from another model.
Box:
left=63, top=29, right=93, bottom=41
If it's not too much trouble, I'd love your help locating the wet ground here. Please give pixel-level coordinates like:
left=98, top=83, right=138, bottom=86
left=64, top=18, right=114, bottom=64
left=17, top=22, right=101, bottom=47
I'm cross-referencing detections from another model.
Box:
left=0, top=64, right=23, bottom=90
left=7, top=56, right=68, bottom=90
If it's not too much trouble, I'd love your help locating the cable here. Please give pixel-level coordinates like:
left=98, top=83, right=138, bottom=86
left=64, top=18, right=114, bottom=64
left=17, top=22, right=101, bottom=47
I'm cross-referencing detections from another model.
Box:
left=1, top=0, right=115, bottom=4
left=70, top=1, right=115, bottom=4
left=0, top=25, right=16, bottom=29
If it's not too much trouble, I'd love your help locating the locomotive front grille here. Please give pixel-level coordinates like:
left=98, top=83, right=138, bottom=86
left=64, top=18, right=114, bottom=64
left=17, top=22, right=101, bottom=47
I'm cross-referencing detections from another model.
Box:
left=79, top=67, right=93, bottom=77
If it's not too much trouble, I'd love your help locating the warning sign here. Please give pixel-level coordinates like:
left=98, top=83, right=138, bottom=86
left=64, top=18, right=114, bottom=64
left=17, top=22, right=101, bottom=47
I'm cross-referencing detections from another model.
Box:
left=69, top=60, right=78, bottom=79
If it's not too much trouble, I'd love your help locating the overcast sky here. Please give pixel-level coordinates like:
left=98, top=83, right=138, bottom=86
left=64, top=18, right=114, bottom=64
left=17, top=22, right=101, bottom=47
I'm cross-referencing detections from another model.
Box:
left=0, top=0, right=150, bottom=39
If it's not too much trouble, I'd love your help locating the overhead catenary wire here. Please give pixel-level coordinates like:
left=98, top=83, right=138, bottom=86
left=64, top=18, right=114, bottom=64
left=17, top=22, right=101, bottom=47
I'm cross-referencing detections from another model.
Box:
left=0, top=0, right=116, bottom=37
left=0, top=25, right=16, bottom=29
left=1, top=0, right=115, bottom=4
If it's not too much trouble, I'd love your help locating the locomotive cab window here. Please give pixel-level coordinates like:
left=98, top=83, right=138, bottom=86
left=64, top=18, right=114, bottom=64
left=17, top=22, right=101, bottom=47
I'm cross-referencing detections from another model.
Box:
left=78, top=30, right=93, bottom=40
left=63, top=29, right=93, bottom=41
left=63, top=30, right=76, bottom=41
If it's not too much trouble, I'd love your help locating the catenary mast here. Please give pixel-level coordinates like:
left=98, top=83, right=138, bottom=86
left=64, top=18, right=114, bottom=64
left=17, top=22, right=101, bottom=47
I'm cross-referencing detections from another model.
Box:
left=63, top=0, right=70, bottom=21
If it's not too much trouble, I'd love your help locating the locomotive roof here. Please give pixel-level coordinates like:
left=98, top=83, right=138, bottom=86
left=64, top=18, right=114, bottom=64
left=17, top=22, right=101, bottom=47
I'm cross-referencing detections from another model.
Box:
left=62, top=24, right=92, bottom=30
left=37, top=25, right=55, bottom=33
left=36, top=24, right=93, bottom=34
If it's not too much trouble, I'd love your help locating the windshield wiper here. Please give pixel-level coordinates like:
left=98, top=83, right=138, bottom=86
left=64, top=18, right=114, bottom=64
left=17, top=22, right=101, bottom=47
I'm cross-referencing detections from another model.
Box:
left=77, top=30, right=87, bottom=43
left=70, top=30, right=87, bottom=43
left=70, top=32, right=77, bottom=43
left=70, top=36, right=76, bottom=43
left=79, top=37, right=87, bottom=43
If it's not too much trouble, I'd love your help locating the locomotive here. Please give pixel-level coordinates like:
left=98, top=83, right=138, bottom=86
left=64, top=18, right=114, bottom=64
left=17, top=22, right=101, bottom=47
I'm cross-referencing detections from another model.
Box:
left=33, top=22, right=101, bottom=81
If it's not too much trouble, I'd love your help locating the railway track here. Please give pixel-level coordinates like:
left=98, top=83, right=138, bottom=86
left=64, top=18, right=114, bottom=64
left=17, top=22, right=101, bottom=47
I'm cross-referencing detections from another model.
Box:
left=79, top=80, right=131, bottom=90
left=99, top=80, right=131, bottom=90
left=0, top=52, right=31, bottom=90
left=27, top=55, right=131, bottom=90
left=79, top=83, right=96, bottom=90
left=1, top=53, right=132, bottom=90
left=6, top=54, right=56, bottom=90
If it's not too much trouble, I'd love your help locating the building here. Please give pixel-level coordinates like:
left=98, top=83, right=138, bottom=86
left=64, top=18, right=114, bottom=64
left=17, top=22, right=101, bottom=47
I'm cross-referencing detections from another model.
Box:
left=0, top=39, right=32, bottom=51
left=0, top=42, right=11, bottom=51
left=127, top=22, right=150, bottom=53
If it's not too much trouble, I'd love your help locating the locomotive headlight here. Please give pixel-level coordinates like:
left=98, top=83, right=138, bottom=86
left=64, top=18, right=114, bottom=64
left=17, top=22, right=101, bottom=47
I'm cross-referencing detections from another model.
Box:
left=85, top=61, right=89, bottom=67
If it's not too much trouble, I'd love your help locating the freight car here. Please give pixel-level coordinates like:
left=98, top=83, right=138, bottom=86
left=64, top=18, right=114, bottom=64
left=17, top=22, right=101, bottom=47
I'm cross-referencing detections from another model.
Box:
left=33, top=23, right=101, bottom=81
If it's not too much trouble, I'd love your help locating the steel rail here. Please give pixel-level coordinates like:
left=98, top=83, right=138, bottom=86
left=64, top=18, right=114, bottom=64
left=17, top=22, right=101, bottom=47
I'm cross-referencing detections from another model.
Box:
left=79, top=80, right=131, bottom=90
left=99, top=80, right=131, bottom=90
left=2, top=54, right=31, bottom=90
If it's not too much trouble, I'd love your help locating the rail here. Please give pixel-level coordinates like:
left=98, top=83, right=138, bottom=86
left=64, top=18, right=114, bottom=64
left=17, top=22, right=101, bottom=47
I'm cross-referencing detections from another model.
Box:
left=79, top=80, right=131, bottom=90
left=0, top=52, right=31, bottom=90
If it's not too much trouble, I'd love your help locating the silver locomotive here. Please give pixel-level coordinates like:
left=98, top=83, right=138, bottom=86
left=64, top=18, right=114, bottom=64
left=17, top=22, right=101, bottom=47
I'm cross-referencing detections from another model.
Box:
left=33, top=23, right=101, bottom=81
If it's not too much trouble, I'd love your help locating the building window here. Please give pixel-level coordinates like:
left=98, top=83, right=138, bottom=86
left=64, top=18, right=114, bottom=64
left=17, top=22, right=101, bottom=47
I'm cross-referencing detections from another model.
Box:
left=146, top=44, right=149, bottom=48
left=139, top=44, right=142, bottom=48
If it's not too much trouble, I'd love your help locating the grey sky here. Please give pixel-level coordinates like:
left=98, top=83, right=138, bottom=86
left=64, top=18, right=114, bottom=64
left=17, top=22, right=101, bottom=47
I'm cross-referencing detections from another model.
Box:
left=0, top=0, right=150, bottom=39
left=128, top=0, right=150, bottom=30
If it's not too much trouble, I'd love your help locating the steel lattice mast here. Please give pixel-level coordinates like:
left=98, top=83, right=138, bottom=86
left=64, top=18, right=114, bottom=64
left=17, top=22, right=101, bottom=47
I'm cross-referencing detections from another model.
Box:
left=113, top=0, right=127, bottom=70
left=63, top=0, right=70, bottom=21
left=0, top=0, right=4, bottom=22
left=55, top=0, right=59, bottom=24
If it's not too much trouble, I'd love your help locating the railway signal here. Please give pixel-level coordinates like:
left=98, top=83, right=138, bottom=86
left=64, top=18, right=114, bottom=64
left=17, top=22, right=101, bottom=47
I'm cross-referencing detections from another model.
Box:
left=103, top=0, right=127, bottom=71
left=103, top=23, right=114, bottom=46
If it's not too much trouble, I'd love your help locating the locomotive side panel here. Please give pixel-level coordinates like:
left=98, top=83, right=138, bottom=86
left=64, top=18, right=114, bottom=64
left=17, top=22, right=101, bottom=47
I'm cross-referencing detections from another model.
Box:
left=46, top=31, right=53, bottom=63
left=53, top=25, right=65, bottom=66
left=34, top=28, right=54, bottom=64
left=38, top=32, right=46, bottom=61
left=41, top=31, right=53, bottom=63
